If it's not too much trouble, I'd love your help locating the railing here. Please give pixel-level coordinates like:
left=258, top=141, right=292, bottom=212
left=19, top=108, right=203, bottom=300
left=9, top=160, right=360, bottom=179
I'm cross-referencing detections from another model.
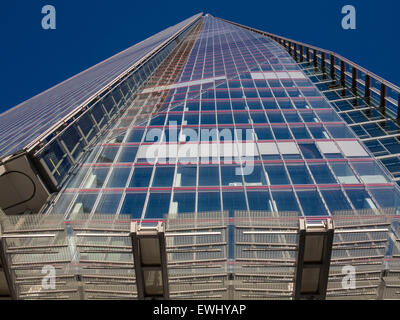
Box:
left=218, top=17, right=400, bottom=122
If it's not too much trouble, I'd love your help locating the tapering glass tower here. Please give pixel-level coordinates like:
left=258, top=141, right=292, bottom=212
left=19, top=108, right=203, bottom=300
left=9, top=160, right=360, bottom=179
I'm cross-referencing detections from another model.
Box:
left=1, top=13, right=400, bottom=300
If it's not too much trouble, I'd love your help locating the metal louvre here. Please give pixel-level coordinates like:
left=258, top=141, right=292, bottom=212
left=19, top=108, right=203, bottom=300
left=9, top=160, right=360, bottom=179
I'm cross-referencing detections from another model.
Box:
left=165, top=212, right=229, bottom=300
left=1, top=208, right=400, bottom=300
left=326, top=209, right=394, bottom=299
left=233, top=211, right=299, bottom=300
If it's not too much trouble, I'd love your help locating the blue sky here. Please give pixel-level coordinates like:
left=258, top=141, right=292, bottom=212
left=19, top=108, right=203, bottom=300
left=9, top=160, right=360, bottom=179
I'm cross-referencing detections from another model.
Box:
left=1, top=0, right=399, bottom=114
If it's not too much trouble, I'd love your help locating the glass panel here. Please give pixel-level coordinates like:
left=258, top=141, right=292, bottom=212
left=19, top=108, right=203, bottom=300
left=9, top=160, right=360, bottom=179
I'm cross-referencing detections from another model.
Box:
left=126, top=129, right=145, bottom=143
left=246, top=191, right=272, bottom=211
left=83, top=168, right=109, bottom=189
left=287, top=164, right=314, bottom=184
left=271, top=190, right=300, bottom=213
left=309, top=164, right=336, bottom=184
left=51, top=193, right=74, bottom=214
left=184, top=114, right=199, bottom=125
left=152, top=167, right=175, bottom=187
left=198, top=166, right=220, bottom=186
left=97, top=147, right=119, bottom=163
left=272, top=126, right=292, bottom=140
left=95, top=193, right=122, bottom=214
left=308, top=125, right=330, bottom=139
left=244, top=165, right=267, bottom=186
left=129, top=167, right=153, bottom=188
left=145, top=193, right=171, bottom=219
left=170, top=192, right=196, bottom=214
left=330, top=163, right=359, bottom=184
left=370, top=187, right=400, bottom=213
left=351, top=162, right=389, bottom=184
left=120, top=193, right=147, bottom=218
left=70, top=194, right=97, bottom=214
left=254, top=127, right=274, bottom=140
left=265, top=165, right=290, bottom=185
left=290, top=126, right=311, bottom=139
left=175, top=166, right=197, bottom=187
left=345, top=188, right=377, bottom=210
left=320, top=189, right=352, bottom=214
left=118, top=147, right=138, bottom=163
left=106, top=167, right=131, bottom=188
left=223, top=191, right=247, bottom=217
left=297, top=190, right=328, bottom=216
left=150, top=114, right=166, bottom=126
left=326, top=124, right=355, bottom=138
left=221, top=166, right=243, bottom=186
left=198, top=192, right=221, bottom=212
left=299, top=143, right=322, bottom=159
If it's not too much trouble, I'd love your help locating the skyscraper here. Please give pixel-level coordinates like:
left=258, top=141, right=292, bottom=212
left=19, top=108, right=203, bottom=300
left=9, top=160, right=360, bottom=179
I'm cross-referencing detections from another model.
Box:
left=1, top=13, right=400, bottom=300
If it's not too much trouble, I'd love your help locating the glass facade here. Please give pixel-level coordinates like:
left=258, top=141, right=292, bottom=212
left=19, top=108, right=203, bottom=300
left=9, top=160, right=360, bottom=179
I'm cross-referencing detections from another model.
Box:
left=49, top=16, right=400, bottom=222
left=3, top=14, right=400, bottom=301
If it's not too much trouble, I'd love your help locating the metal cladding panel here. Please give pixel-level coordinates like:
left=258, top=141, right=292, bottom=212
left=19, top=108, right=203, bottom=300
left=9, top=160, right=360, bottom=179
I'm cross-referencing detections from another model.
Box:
left=0, top=13, right=202, bottom=159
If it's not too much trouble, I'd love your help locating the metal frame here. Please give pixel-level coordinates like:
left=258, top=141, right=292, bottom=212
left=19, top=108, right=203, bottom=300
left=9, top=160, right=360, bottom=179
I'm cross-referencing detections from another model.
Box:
left=130, top=222, right=169, bottom=300
left=294, top=219, right=334, bottom=300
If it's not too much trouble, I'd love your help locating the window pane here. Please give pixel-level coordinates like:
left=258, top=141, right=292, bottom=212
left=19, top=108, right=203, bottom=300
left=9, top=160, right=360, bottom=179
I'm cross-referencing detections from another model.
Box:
left=223, top=191, right=247, bottom=217
left=265, top=165, right=290, bottom=185
left=244, top=165, right=267, bottom=186
left=150, top=114, right=166, bottom=126
left=218, top=113, right=234, bottom=124
left=272, top=126, right=292, bottom=140
left=287, top=165, right=313, bottom=184
left=255, top=127, right=274, bottom=140
left=129, top=167, right=153, bottom=188
left=251, top=112, right=268, bottom=124
left=175, top=166, right=197, bottom=187
left=309, top=164, right=336, bottom=184
left=95, top=193, right=122, bottom=214
left=271, top=190, right=300, bottom=213
left=84, top=168, right=109, bottom=189
left=106, top=168, right=131, bottom=188
left=308, top=125, right=329, bottom=139
left=247, top=191, right=272, bottom=211
left=120, top=193, right=147, bottom=218
left=290, top=126, right=311, bottom=139
left=171, top=192, right=196, bottom=214
left=184, top=114, right=199, bottom=125
left=320, top=189, right=352, bottom=214
left=297, top=190, right=328, bottom=216
left=152, top=167, right=175, bottom=187
left=119, top=147, right=138, bottom=163
left=198, top=192, right=221, bottom=212
left=299, top=143, right=322, bottom=159
left=370, top=187, right=400, bottom=213
left=330, top=163, right=359, bottom=184
left=145, top=193, right=171, bottom=219
left=70, top=194, right=97, bottom=214
left=97, top=147, right=119, bottom=163
left=199, top=166, right=220, bottom=186
left=221, top=166, right=243, bottom=186
left=351, top=162, right=389, bottom=184
left=345, top=188, right=377, bottom=210
left=126, top=129, right=144, bottom=143
left=267, top=112, right=285, bottom=123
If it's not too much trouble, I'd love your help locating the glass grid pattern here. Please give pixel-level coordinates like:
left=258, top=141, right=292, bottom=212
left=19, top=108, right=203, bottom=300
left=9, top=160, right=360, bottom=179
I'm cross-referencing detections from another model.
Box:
left=48, top=16, right=400, bottom=222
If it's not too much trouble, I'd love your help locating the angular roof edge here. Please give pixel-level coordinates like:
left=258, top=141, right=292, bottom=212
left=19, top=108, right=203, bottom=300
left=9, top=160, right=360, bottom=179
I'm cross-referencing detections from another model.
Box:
left=0, top=13, right=203, bottom=158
